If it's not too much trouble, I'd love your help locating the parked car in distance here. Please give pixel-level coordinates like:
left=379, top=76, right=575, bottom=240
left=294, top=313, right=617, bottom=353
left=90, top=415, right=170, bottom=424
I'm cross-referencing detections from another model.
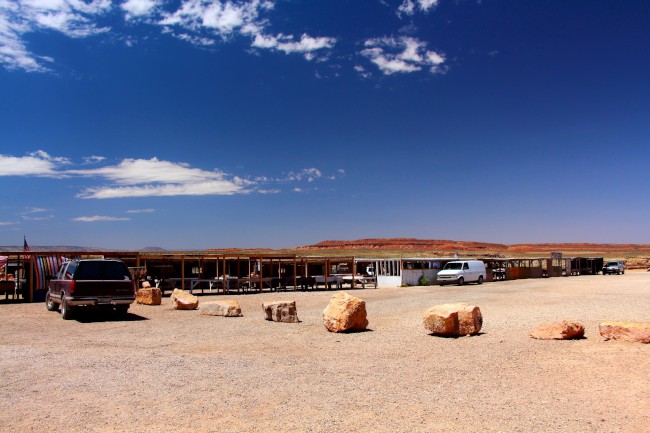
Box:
left=602, top=261, right=625, bottom=275
left=46, top=258, right=136, bottom=320
left=436, top=260, right=487, bottom=285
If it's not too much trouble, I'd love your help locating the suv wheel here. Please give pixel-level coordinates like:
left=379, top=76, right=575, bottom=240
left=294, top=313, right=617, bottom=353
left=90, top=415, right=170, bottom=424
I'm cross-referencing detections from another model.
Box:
left=457, top=277, right=464, bottom=286
left=45, top=291, right=59, bottom=312
left=61, top=296, right=74, bottom=320
left=477, top=275, right=484, bottom=285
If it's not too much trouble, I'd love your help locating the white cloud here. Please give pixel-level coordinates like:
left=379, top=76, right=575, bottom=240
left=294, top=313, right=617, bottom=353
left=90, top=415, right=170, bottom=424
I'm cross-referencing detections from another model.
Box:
left=22, top=207, right=48, bottom=213
left=1, top=0, right=450, bottom=76
left=22, top=214, right=54, bottom=221
left=174, top=32, right=215, bottom=46
left=252, top=33, right=335, bottom=60
left=77, top=181, right=248, bottom=199
left=159, top=0, right=264, bottom=36
left=257, top=188, right=280, bottom=194
left=0, top=221, right=16, bottom=226
left=73, top=215, right=131, bottom=222
left=20, top=207, right=54, bottom=220
left=0, top=150, right=69, bottom=176
left=0, top=151, right=339, bottom=199
left=82, top=155, right=106, bottom=164
left=68, top=157, right=233, bottom=184
left=0, top=0, right=111, bottom=71
left=126, top=208, right=155, bottom=213
left=121, top=0, right=160, bottom=20
left=68, top=157, right=251, bottom=199
left=285, top=168, right=322, bottom=182
left=360, top=36, right=446, bottom=75
left=397, top=0, right=439, bottom=17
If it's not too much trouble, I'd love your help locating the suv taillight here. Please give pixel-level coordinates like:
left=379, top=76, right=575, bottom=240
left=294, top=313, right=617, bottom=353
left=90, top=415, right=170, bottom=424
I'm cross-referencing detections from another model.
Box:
left=69, top=280, right=76, bottom=294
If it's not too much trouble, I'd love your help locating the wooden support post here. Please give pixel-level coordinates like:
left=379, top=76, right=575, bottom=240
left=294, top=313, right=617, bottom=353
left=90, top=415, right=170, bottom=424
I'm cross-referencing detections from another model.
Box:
left=258, top=257, right=262, bottom=293
left=29, top=255, right=34, bottom=302
left=181, top=256, right=185, bottom=291
left=293, top=256, right=297, bottom=290
left=325, top=259, right=329, bottom=289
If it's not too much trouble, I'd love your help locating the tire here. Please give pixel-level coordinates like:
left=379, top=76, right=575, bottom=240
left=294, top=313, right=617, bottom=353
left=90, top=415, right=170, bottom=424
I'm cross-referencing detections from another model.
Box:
left=477, top=275, right=484, bottom=285
left=61, top=296, right=73, bottom=320
left=45, top=291, right=59, bottom=312
left=622, top=270, right=625, bottom=274
left=457, top=277, right=464, bottom=286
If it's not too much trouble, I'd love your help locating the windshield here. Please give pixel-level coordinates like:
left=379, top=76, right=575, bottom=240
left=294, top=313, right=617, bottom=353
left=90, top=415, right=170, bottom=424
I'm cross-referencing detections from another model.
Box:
left=443, top=262, right=463, bottom=270
left=75, top=261, right=131, bottom=280
left=606, top=262, right=619, bottom=267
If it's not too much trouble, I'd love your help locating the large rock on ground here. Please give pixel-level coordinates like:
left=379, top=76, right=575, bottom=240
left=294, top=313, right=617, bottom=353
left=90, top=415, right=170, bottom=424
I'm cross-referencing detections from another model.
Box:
left=530, top=321, right=585, bottom=340
left=171, top=289, right=199, bottom=310
left=262, top=301, right=299, bottom=323
left=322, top=291, right=368, bottom=333
left=423, top=303, right=482, bottom=336
left=599, top=322, right=650, bottom=343
left=136, top=287, right=162, bottom=306
left=200, top=300, right=242, bottom=317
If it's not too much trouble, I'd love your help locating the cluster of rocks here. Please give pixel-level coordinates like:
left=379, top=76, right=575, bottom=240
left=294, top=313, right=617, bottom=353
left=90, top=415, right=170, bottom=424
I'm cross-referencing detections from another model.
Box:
left=134, top=286, right=649, bottom=342
left=529, top=320, right=650, bottom=343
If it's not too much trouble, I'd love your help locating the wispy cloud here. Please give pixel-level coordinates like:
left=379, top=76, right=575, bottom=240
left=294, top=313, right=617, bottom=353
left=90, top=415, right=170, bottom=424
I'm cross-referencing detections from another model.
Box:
left=73, top=215, right=131, bottom=222
left=82, top=155, right=106, bottom=164
left=20, top=207, right=54, bottom=221
left=0, top=221, right=17, bottom=226
left=251, top=33, right=336, bottom=61
left=0, top=151, right=340, bottom=199
left=0, top=0, right=337, bottom=72
left=0, top=0, right=111, bottom=71
left=360, top=36, right=446, bottom=75
left=22, top=214, right=54, bottom=221
left=126, top=208, right=155, bottom=214
left=69, top=157, right=252, bottom=199
left=285, top=168, right=322, bottom=183
left=0, top=151, right=69, bottom=176
left=397, top=0, right=439, bottom=17
left=0, top=0, right=455, bottom=79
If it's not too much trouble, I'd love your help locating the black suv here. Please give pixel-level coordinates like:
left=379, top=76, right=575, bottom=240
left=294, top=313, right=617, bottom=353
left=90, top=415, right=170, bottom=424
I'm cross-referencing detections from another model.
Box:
left=602, top=261, right=625, bottom=275
left=46, top=259, right=135, bottom=319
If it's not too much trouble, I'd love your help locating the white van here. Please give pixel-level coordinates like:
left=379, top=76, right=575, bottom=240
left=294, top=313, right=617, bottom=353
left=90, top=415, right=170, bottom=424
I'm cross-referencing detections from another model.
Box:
left=436, top=260, right=486, bottom=285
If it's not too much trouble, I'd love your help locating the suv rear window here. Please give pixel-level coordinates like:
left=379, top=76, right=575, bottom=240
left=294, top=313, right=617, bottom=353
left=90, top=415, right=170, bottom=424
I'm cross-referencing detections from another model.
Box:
left=74, top=261, right=131, bottom=281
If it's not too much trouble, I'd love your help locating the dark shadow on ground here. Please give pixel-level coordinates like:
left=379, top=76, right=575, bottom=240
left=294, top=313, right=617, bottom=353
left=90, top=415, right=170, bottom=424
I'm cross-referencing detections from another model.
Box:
left=69, top=308, right=149, bottom=323
left=426, top=331, right=485, bottom=338
left=338, top=328, right=374, bottom=334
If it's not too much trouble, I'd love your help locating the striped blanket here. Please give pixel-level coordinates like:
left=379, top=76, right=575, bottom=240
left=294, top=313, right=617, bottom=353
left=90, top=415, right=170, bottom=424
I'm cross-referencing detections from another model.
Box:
left=33, top=256, right=67, bottom=291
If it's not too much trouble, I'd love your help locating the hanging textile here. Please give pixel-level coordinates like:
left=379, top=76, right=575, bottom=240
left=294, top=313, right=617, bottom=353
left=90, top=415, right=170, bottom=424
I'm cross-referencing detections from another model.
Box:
left=33, top=256, right=66, bottom=291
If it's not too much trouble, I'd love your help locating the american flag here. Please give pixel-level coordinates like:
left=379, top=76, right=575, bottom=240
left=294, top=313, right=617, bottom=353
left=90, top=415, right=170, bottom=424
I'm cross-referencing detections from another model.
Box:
left=23, top=236, right=30, bottom=252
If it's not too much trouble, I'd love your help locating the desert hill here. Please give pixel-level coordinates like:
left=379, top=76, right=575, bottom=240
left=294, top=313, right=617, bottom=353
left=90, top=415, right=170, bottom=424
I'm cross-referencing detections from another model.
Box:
left=296, top=238, right=650, bottom=267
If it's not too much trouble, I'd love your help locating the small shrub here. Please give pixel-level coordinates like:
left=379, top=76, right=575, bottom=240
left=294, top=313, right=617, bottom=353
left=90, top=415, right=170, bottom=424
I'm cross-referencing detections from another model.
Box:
left=418, top=276, right=430, bottom=286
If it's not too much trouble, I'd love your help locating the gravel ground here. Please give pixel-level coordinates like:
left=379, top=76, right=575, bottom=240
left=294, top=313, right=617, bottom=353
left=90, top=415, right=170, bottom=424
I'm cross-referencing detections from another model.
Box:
left=1, top=272, right=649, bottom=433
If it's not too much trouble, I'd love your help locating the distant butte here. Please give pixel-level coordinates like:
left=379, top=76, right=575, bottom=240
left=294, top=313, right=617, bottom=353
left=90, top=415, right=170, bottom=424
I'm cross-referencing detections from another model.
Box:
left=296, top=238, right=650, bottom=256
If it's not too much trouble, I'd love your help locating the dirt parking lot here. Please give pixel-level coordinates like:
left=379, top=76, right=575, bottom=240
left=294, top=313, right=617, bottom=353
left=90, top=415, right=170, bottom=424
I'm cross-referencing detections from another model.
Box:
left=0, top=273, right=649, bottom=432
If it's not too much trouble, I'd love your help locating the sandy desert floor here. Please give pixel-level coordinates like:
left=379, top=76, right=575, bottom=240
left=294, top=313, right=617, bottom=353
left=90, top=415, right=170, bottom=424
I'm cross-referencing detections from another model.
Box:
left=0, top=272, right=649, bottom=432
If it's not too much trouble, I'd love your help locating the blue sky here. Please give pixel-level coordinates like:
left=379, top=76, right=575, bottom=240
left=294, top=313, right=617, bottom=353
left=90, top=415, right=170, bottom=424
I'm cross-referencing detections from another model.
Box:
left=1, top=0, right=649, bottom=249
